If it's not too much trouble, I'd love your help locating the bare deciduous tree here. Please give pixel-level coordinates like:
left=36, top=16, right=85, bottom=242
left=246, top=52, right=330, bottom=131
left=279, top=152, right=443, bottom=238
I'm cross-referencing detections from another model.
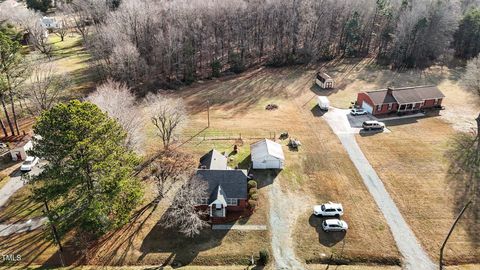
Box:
left=161, top=176, right=208, bottom=237
left=461, top=54, right=480, bottom=95
left=147, top=94, right=187, bottom=150
left=87, top=79, right=144, bottom=153
left=0, top=2, right=52, bottom=55
left=150, top=150, right=196, bottom=200
left=22, top=59, right=70, bottom=115
left=55, top=15, right=70, bottom=42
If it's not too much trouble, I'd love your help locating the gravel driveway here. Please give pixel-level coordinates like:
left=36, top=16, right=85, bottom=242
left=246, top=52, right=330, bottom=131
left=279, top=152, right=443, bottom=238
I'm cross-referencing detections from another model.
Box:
left=325, top=109, right=435, bottom=270
left=269, top=177, right=309, bottom=270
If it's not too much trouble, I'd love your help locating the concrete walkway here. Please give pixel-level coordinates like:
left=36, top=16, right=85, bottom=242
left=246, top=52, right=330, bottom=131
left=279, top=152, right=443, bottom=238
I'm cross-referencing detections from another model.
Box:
left=212, top=224, right=267, bottom=230
left=0, top=217, right=47, bottom=237
left=325, top=109, right=435, bottom=270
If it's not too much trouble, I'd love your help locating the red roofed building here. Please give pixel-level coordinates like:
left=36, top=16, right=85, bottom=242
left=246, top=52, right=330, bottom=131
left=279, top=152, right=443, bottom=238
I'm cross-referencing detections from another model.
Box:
left=356, top=85, right=445, bottom=116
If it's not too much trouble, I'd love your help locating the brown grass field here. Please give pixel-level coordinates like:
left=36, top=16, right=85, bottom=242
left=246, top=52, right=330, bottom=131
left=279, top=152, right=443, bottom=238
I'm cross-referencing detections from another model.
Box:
left=0, top=56, right=479, bottom=268
left=357, top=118, right=479, bottom=264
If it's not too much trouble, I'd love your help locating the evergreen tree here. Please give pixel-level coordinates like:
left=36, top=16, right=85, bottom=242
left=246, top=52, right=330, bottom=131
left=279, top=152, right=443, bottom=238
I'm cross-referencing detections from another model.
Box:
left=30, top=100, right=143, bottom=237
left=454, top=8, right=480, bottom=59
left=26, top=0, right=52, bottom=13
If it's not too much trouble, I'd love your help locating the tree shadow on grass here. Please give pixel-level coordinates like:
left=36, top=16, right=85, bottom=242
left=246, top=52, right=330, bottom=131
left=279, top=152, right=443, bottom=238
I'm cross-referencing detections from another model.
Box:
left=138, top=201, right=230, bottom=267
left=308, top=214, right=346, bottom=248
left=0, top=229, right=56, bottom=267
left=445, top=133, right=480, bottom=259
left=41, top=200, right=160, bottom=267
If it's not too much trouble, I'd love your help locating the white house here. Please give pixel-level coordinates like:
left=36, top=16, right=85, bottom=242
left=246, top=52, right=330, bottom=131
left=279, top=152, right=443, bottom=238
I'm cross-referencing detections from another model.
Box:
left=316, top=72, right=334, bottom=89
left=250, top=139, right=285, bottom=169
left=40, top=17, right=61, bottom=30
left=10, top=140, right=33, bottom=161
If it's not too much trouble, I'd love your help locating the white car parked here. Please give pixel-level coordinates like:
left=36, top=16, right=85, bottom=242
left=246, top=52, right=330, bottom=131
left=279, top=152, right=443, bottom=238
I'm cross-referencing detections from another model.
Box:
left=350, top=108, right=368, bottom=116
left=362, top=120, right=385, bottom=131
left=20, top=156, right=39, bottom=172
left=313, top=202, right=344, bottom=217
left=322, top=219, right=348, bottom=232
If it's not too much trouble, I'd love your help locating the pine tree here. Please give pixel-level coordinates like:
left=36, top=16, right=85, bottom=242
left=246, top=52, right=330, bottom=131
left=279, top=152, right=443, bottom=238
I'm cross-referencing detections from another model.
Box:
left=30, top=100, right=143, bottom=237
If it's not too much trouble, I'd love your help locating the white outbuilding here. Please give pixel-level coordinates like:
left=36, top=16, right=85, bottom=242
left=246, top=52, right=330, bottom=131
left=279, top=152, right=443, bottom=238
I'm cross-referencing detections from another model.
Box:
left=10, top=139, right=33, bottom=161
left=250, top=139, right=285, bottom=169
left=316, top=72, right=334, bottom=89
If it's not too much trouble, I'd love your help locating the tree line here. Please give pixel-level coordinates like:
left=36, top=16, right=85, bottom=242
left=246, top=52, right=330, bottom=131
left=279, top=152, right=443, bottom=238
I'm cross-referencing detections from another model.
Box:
left=71, top=0, right=480, bottom=89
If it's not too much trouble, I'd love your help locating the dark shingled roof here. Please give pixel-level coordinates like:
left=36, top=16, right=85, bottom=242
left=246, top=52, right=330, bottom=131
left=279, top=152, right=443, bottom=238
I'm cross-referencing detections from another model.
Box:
left=391, top=85, right=445, bottom=104
left=365, top=85, right=445, bottom=105
left=196, top=169, right=248, bottom=200
left=365, top=89, right=397, bottom=104
left=199, top=149, right=228, bottom=170
left=208, top=184, right=228, bottom=205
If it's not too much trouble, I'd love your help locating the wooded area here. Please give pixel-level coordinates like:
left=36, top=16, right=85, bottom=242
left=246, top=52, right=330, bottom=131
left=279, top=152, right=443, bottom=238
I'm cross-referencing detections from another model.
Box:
left=76, top=0, right=480, bottom=89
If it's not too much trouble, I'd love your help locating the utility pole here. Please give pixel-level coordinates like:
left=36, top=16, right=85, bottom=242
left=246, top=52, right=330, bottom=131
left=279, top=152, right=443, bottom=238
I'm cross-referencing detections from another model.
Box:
left=44, top=200, right=65, bottom=267
left=439, top=199, right=472, bottom=269
left=207, top=100, right=210, bottom=128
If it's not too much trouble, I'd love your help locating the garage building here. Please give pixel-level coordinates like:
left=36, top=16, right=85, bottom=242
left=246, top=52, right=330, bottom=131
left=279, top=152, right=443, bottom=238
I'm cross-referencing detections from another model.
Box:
left=250, top=139, right=285, bottom=169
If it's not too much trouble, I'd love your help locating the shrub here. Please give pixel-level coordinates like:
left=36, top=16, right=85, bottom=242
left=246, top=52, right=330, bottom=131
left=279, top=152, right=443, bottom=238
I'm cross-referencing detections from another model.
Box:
left=258, top=249, right=269, bottom=265
left=229, top=52, right=245, bottom=74
left=248, top=180, right=257, bottom=189
left=248, top=187, right=257, bottom=196
left=211, top=60, right=222, bottom=77
left=248, top=199, right=257, bottom=208
left=26, top=0, right=52, bottom=12
left=250, top=193, right=259, bottom=200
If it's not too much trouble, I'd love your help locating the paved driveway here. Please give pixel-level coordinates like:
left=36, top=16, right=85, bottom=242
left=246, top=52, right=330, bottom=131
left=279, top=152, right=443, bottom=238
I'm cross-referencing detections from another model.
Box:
left=0, top=162, right=46, bottom=237
left=323, top=107, right=390, bottom=135
left=324, top=108, right=435, bottom=270
left=0, top=163, right=43, bottom=207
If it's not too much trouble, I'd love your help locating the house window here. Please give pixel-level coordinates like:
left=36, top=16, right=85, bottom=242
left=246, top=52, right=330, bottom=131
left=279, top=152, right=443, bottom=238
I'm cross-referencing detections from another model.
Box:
left=226, top=198, right=238, bottom=205
left=376, top=105, right=381, bottom=111
left=387, top=103, right=392, bottom=110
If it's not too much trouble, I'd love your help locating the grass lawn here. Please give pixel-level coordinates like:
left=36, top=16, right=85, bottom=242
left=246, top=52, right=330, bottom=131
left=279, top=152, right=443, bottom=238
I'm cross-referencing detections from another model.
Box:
left=173, top=65, right=400, bottom=265
left=2, top=59, right=478, bottom=268
left=356, top=117, right=479, bottom=264
left=0, top=185, right=43, bottom=224
left=47, top=33, right=96, bottom=97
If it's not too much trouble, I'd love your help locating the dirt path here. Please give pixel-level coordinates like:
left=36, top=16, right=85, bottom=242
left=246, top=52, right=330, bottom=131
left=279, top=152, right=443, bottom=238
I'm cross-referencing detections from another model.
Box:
left=269, top=178, right=310, bottom=270
left=324, top=110, right=435, bottom=270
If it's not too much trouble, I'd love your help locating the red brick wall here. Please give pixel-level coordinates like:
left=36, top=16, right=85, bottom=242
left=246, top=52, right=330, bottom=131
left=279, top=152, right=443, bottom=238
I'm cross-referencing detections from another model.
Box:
left=356, top=92, right=374, bottom=108
left=371, top=103, right=399, bottom=115
left=422, top=98, right=442, bottom=108
left=226, top=199, right=247, bottom=212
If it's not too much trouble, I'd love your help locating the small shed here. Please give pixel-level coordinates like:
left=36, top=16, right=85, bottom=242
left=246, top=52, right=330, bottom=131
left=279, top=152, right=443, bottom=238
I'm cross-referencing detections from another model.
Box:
left=250, top=139, right=285, bottom=169
left=316, top=72, right=334, bottom=89
left=10, top=139, right=33, bottom=161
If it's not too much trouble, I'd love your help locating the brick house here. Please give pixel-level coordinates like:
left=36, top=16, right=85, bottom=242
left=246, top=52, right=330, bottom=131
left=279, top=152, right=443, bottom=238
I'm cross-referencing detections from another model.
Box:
left=356, top=85, right=445, bottom=116
left=196, top=149, right=248, bottom=223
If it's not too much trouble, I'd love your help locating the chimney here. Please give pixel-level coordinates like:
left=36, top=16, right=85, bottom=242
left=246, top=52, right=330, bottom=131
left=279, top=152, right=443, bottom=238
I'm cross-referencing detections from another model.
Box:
left=387, top=86, right=394, bottom=95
